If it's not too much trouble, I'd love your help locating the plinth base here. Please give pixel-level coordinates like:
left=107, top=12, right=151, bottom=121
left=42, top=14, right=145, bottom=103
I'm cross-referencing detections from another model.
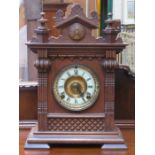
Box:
left=24, top=143, right=50, bottom=149
left=24, top=125, right=127, bottom=149
left=101, top=144, right=128, bottom=149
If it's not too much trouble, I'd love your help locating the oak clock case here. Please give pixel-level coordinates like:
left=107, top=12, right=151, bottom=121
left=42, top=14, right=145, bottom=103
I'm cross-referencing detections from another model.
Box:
left=53, top=64, right=100, bottom=111
left=25, top=4, right=127, bottom=149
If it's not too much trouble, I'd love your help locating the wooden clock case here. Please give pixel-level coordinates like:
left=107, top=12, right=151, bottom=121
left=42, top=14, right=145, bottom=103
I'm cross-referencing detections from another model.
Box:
left=25, top=4, right=127, bottom=149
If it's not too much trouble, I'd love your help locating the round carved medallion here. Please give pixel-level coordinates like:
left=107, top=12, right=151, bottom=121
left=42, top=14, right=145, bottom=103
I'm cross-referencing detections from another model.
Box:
left=69, top=23, right=86, bottom=41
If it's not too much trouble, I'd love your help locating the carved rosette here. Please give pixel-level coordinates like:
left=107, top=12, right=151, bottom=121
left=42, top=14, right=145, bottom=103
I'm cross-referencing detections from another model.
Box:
left=69, top=23, right=86, bottom=41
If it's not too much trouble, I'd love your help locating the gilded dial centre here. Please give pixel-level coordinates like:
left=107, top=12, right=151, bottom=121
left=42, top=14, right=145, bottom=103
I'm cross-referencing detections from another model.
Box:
left=64, top=76, right=87, bottom=98
left=53, top=65, right=100, bottom=111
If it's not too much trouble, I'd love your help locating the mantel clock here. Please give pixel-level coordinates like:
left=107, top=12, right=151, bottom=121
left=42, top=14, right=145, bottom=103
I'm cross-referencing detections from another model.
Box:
left=25, top=4, right=127, bottom=149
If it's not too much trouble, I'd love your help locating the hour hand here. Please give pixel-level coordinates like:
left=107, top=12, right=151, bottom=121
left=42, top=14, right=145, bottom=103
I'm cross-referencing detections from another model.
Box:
left=80, top=92, right=84, bottom=97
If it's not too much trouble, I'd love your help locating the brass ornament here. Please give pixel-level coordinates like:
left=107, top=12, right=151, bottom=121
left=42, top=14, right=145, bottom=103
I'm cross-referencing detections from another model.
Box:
left=64, top=76, right=87, bottom=98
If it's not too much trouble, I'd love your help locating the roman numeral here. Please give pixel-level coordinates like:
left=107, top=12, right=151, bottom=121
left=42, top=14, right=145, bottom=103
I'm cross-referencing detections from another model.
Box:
left=86, top=92, right=91, bottom=99
left=87, top=78, right=91, bottom=81
left=60, top=92, right=65, bottom=99
left=75, top=99, right=78, bottom=104
left=66, top=97, right=70, bottom=102
left=82, top=97, right=86, bottom=102
left=74, top=69, right=78, bottom=75
left=61, top=78, right=66, bottom=81
left=88, top=85, right=93, bottom=88
left=67, top=71, right=71, bottom=77
left=82, top=72, right=85, bottom=77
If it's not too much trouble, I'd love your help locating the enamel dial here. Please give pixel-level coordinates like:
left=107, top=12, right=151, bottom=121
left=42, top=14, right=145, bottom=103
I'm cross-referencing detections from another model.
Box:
left=53, top=65, right=100, bottom=111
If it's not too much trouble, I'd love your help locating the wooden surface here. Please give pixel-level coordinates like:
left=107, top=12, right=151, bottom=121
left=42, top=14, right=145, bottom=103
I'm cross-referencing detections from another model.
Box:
left=43, top=2, right=71, bottom=37
left=25, top=3, right=126, bottom=146
left=20, top=128, right=135, bottom=155
left=19, top=66, right=135, bottom=121
left=19, top=86, right=37, bottom=120
left=115, top=66, right=135, bottom=120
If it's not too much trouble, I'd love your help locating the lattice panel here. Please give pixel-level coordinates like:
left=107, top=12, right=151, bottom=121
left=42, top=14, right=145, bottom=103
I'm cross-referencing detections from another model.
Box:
left=47, top=118, right=104, bottom=132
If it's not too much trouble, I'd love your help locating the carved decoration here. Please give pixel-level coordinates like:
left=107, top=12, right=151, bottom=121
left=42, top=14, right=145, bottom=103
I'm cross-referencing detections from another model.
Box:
left=102, top=17, right=122, bottom=43
left=48, top=118, right=104, bottom=132
left=102, top=51, right=118, bottom=71
left=55, top=4, right=97, bottom=29
left=90, top=11, right=98, bottom=21
left=70, top=3, right=85, bottom=17
left=38, top=71, right=48, bottom=130
left=49, top=3, right=101, bottom=43
left=34, top=50, right=51, bottom=130
left=25, top=4, right=127, bottom=148
left=49, top=54, right=105, bottom=61
left=101, top=50, right=117, bottom=131
left=55, top=9, right=65, bottom=23
left=34, top=58, right=51, bottom=72
left=102, top=60, right=119, bottom=71
left=33, top=12, right=51, bottom=43
left=104, top=72, right=115, bottom=131
left=69, top=23, right=86, bottom=41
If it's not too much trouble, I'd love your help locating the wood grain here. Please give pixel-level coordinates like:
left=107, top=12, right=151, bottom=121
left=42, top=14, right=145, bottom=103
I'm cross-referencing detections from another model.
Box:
left=19, top=66, right=135, bottom=121
left=20, top=128, right=135, bottom=155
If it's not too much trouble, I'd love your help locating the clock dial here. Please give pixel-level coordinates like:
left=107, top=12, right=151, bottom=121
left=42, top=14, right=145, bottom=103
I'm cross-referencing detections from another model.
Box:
left=53, top=65, right=100, bottom=111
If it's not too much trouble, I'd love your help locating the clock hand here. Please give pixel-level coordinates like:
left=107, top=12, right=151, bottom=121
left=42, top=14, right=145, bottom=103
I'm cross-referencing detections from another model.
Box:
left=76, top=85, right=84, bottom=97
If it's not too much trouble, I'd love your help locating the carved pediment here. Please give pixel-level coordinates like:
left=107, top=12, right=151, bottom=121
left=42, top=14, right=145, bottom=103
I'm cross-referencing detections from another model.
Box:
left=47, top=3, right=101, bottom=43
left=56, top=15, right=97, bottom=29
left=55, top=4, right=98, bottom=29
left=29, top=3, right=125, bottom=45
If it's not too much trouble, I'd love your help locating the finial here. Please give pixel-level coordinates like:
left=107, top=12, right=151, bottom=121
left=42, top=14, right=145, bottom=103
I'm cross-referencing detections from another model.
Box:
left=34, top=12, right=51, bottom=43
left=55, top=9, right=64, bottom=23
left=102, top=13, right=121, bottom=42
left=104, top=12, right=113, bottom=29
left=38, top=12, right=48, bottom=30
left=71, top=3, right=85, bottom=16
left=90, top=11, right=98, bottom=20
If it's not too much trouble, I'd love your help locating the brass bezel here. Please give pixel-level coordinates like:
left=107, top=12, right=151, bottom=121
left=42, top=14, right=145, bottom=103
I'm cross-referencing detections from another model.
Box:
left=53, top=64, right=100, bottom=111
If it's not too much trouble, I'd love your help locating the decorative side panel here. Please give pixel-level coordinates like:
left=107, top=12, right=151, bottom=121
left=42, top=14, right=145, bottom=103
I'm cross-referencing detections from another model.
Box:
left=102, top=50, right=118, bottom=131
left=47, top=118, right=104, bottom=132
left=37, top=72, right=48, bottom=130
left=104, top=72, right=115, bottom=131
left=34, top=50, right=51, bottom=131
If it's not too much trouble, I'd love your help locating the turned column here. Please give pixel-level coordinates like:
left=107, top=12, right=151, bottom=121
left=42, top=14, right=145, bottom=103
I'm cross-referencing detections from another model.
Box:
left=102, top=16, right=120, bottom=131
left=33, top=12, right=51, bottom=130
